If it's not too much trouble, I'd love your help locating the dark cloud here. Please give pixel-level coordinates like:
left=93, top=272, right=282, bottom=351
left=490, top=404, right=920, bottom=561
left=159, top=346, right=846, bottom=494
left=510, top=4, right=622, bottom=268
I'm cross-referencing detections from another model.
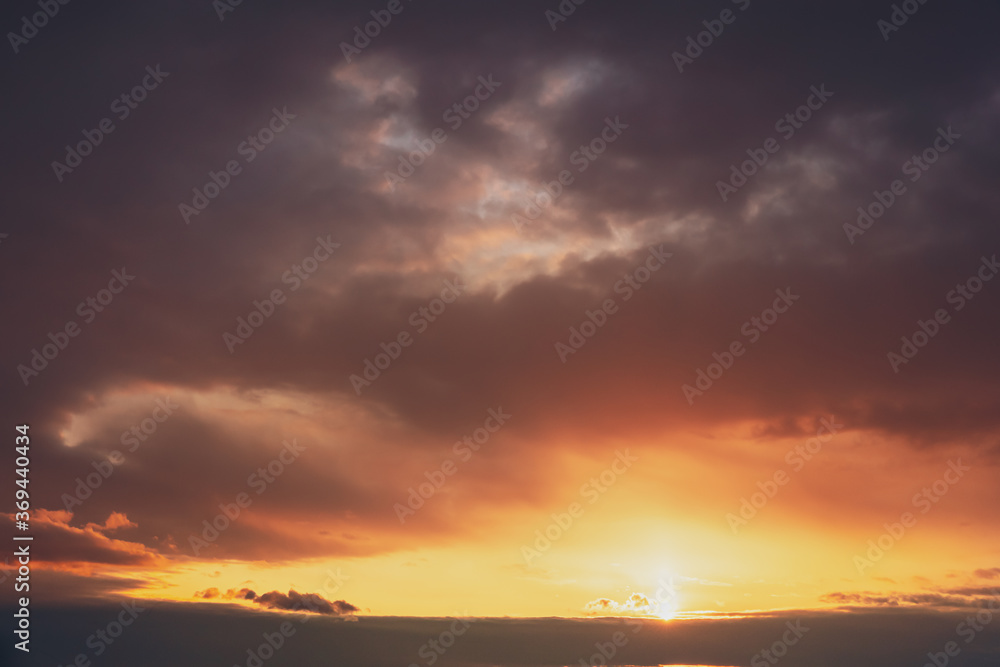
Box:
left=823, top=583, right=1000, bottom=611
left=3, top=0, right=999, bottom=447
left=211, top=586, right=358, bottom=615
left=253, top=589, right=359, bottom=616
left=4, top=602, right=1000, bottom=667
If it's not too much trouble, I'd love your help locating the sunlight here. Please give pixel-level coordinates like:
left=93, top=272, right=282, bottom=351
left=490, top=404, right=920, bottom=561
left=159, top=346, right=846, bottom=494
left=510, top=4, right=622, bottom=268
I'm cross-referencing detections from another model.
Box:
left=650, top=574, right=681, bottom=621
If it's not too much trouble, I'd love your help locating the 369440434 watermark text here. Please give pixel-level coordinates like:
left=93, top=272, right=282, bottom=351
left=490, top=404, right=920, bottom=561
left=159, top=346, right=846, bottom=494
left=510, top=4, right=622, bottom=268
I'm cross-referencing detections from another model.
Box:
left=12, top=424, right=33, bottom=654
left=13, top=424, right=34, bottom=653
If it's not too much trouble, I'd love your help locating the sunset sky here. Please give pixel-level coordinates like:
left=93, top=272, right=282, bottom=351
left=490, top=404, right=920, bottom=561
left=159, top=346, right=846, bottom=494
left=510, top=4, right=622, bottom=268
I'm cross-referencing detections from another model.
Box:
left=3, top=0, right=1000, bottom=665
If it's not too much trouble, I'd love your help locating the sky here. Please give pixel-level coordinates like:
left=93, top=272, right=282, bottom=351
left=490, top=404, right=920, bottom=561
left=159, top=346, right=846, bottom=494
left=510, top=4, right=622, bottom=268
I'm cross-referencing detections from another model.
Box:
left=2, top=0, right=1000, bottom=665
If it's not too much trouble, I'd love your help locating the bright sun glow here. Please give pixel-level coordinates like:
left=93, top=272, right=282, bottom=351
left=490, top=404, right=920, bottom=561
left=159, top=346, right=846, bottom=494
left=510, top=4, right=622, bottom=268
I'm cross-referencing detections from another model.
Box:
left=652, top=574, right=681, bottom=620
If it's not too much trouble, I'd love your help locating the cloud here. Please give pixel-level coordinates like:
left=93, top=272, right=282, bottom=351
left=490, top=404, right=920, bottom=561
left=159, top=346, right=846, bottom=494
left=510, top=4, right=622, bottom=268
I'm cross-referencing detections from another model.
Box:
left=822, top=583, right=1000, bottom=611
left=583, top=593, right=656, bottom=616
left=215, top=587, right=358, bottom=616
left=5, top=0, right=1000, bottom=456
left=3, top=0, right=1000, bottom=607
left=255, top=590, right=359, bottom=616
left=1, top=511, right=161, bottom=567
left=85, top=510, right=137, bottom=532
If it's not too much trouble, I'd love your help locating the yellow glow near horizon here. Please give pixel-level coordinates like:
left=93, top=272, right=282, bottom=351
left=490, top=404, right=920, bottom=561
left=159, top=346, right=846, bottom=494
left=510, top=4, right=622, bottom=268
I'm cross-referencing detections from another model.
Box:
left=50, top=387, right=1000, bottom=620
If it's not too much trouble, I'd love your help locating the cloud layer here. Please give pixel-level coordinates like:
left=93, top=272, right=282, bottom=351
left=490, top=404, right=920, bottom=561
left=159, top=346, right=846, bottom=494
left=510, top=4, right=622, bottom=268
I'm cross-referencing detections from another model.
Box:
left=3, top=0, right=1000, bottom=632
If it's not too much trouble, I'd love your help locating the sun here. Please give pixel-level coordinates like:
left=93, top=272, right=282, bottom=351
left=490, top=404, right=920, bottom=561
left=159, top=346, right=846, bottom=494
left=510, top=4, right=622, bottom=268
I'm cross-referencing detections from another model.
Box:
left=649, top=575, right=681, bottom=620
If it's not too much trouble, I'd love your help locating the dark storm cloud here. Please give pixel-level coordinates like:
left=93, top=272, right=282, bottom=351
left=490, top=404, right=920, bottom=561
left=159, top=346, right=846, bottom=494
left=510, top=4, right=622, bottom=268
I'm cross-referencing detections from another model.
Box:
left=3, top=0, right=1000, bottom=565
left=3, top=0, right=999, bottom=431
